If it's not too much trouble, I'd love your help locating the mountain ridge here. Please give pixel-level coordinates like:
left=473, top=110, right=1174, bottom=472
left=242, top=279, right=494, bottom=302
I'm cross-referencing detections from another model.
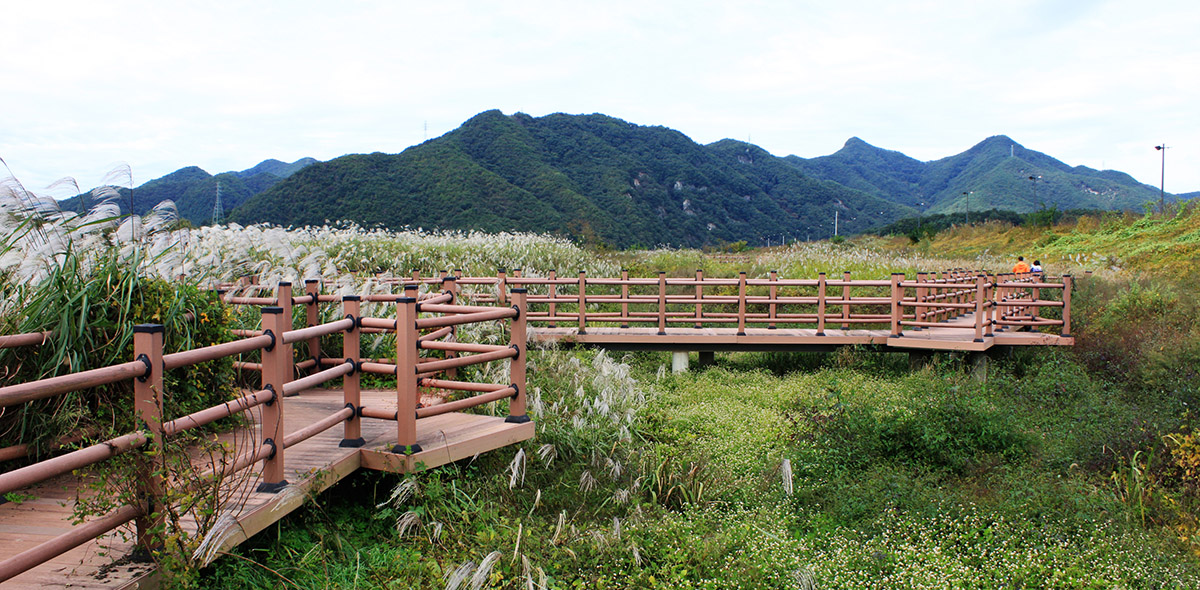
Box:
left=232, top=110, right=911, bottom=247
left=58, top=158, right=318, bottom=226
left=786, top=134, right=1162, bottom=215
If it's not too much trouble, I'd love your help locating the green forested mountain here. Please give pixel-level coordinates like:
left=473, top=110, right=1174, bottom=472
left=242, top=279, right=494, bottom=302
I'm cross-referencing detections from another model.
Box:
left=233, top=157, right=319, bottom=180
left=62, top=111, right=1170, bottom=242
left=232, top=111, right=910, bottom=247
left=786, top=135, right=1163, bottom=214
left=60, top=158, right=317, bottom=226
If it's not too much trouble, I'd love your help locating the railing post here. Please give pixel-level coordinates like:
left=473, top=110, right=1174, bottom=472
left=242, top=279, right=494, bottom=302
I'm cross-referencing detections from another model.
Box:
left=737, top=271, right=747, bottom=336
left=1061, top=275, right=1073, bottom=338
left=985, top=273, right=996, bottom=337
left=257, top=307, right=288, bottom=492
left=658, top=271, right=667, bottom=335
left=305, top=279, right=321, bottom=369
left=620, top=269, right=630, bottom=329
left=915, top=272, right=928, bottom=329
left=442, top=276, right=459, bottom=380
left=890, top=273, right=903, bottom=338
left=816, top=272, right=827, bottom=336
left=277, top=282, right=295, bottom=393
left=1031, top=277, right=1041, bottom=320
left=497, top=268, right=508, bottom=304
left=974, top=274, right=987, bottom=342
left=132, top=324, right=165, bottom=553
left=340, top=296, right=365, bottom=447
left=992, top=273, right=1003, bottom=329
left=841, top=271, right=851, bottom=330
left=694, top=269, right=703, bottom=329
left=394, top=294, right=421, bottom=455
left=577, top=270, right=587, bottom=335
left=548, top=269, right=557, bottom=328
left=767, top=270, right=778, bottom=329
left=506, top=288, right=530, bottom=423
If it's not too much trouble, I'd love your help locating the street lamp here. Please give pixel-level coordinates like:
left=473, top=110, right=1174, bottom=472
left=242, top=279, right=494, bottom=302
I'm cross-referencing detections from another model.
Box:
left=917, top=202, right=925, bottom=237
left=962, top=191, right=971, bottom=224
left=1155, top=144, right=1168, bottom=212
left=1028, top=175, right=1042, bottom=209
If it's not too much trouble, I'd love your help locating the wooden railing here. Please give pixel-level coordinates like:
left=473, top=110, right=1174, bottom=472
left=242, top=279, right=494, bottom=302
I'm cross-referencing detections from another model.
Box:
left=221, top=269, right=1072, bottom=342
left=0, top=281, right=528, bottom=583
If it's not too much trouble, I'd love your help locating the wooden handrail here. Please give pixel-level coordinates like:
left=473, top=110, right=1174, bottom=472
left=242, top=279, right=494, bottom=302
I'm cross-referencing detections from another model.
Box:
left=0, top=361, right=148, bottom=408
left=0, top=330, right=52, bottom=350
left=0, top=504, right=142, bottom=583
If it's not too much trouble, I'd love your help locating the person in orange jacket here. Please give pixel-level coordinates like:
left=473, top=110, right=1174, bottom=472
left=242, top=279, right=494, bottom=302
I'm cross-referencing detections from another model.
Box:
left=1012, top=256, right=1031, bottom=273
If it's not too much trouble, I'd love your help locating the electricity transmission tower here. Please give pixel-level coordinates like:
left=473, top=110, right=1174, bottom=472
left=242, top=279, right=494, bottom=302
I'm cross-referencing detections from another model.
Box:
left=212, top=180, right=223, bottom=225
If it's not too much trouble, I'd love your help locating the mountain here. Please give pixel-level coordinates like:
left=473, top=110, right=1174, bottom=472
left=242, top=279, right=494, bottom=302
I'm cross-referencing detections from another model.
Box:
left=234, top=157, right=319, bottom=180
left=231, top=111, right=911, bottom=248
left=60, top=158, right=317, bottom=226
left=786, top=136, right=1162, bottom=214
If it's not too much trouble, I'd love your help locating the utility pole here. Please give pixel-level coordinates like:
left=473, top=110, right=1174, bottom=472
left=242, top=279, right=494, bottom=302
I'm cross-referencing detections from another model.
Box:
left=1155, top=144, right=1168, bottom=212
left=834, top=210, right=839, bottom=237
left=963, top=191, right=970, bottom=224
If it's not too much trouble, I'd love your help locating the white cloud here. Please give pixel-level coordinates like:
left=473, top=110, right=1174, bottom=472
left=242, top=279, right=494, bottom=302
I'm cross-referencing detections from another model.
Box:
left=2, top=0, right=1198, bottom=193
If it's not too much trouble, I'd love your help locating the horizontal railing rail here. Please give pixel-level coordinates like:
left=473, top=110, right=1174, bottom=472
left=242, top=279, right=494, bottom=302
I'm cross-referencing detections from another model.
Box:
left=0, top=330, right=53, bottom=350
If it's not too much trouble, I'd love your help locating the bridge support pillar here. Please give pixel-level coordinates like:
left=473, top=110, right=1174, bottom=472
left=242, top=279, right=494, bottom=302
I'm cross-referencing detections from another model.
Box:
left=969, top=351, right=990, bottom=381
left=908, top=350, right=934, bottom=370
left=671, top=351, right=689, bottom=373
left=697, top=351, right=715, bottom=368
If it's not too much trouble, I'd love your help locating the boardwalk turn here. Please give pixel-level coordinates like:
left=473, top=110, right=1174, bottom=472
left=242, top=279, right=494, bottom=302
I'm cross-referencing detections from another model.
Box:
left=0, top=389, right=532, bottom=589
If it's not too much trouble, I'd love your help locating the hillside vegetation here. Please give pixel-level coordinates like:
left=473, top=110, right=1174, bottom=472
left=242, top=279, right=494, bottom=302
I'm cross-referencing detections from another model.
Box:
left=231, top=111, right=1165, bottom=249
left=232, top=111, right=911, bottom=248
left=885, top=201, right=1200, bottom=280
left=48, top=113, right=1174, bottom=246
left=57, top=158, right=317, bottom=227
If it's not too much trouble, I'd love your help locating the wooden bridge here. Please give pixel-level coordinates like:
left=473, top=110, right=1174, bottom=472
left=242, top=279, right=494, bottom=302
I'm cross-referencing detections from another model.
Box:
left=0, top=269, right=1073, bottom=587
left=404, top=268, right=1073, bottom=367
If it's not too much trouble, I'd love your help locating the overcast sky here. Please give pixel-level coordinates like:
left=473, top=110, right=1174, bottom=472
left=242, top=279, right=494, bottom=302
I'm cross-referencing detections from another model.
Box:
left=3, top=0, right=1197, bottom=199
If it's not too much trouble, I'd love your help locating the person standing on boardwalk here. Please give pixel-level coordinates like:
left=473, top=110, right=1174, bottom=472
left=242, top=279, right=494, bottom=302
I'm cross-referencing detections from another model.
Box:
left=1031, top=260, right=1043, bottom=274
left=1012, top=256, right=1031, bottom=273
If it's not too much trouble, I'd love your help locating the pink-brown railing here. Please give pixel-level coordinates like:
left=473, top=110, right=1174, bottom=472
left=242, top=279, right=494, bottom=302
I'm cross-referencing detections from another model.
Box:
left=251, top=268, right=1070, bottom=340
left=363, top=269, right=1070, bottom=340
left=0, top=278, right=529, bottom=583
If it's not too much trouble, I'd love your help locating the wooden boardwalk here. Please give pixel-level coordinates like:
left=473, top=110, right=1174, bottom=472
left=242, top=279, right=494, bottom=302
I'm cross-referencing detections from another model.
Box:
left=0, top=389, right=533, bottom=589
left=1, top=269, right=1074, bottom=586
left=530, top=312, right=1073, bottom=353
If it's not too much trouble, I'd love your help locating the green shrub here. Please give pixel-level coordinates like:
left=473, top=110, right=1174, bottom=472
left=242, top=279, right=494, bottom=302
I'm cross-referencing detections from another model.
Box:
left=826, top=373, right=1034, bottom=474
left=0, top=249, right=235, bottom=456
